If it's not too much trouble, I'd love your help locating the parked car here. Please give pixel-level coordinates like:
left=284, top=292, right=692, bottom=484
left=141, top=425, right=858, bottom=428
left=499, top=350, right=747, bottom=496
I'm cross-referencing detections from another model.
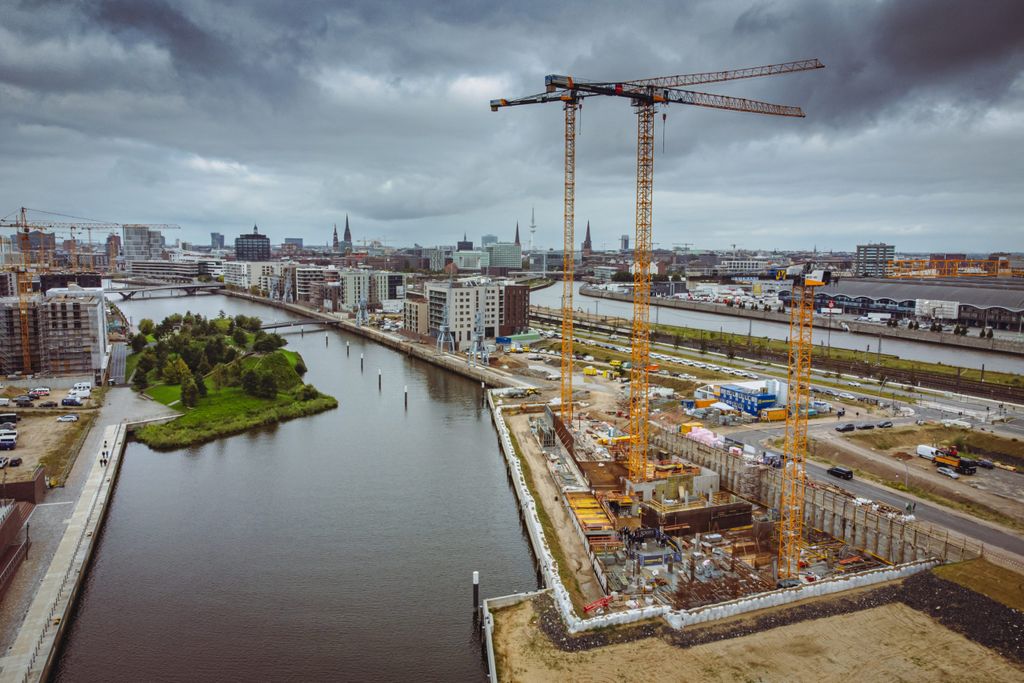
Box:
left=30, top=387, right=50, bottom=396
left=0, top=441, right=14, bottom=452
left=0, top=423, right=14, bottom=431
left=845, top=381, right=862, bottom=387
left=0, top=398, right=8, bottom=407
left=57, top=414, right=79, bottom=422
left=827, top=466, right=854, bottom=480
left=13, top=398, right=33, bottom=408
left=838, top=392, right=856, bottom=400
left=835, top=423, right=856, bottom=433
left=856, top=423, right=875, bottom=430
left=877, top=421, right=894, bottom=428
left=7, top=458, right=22, bottom=467
left=977, top=459, right=995, bottom=469
left=61, top=398, right=83, bottom=407
left=38, top=401, right=57, bottom=408
left=0, top=458, right=7, bottom=468
left=937, top=466, right=960, bottom=480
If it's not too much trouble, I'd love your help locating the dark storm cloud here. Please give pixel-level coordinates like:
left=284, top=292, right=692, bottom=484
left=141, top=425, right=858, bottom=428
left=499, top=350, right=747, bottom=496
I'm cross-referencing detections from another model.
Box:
left=0, top=0, right=1021, bottom=250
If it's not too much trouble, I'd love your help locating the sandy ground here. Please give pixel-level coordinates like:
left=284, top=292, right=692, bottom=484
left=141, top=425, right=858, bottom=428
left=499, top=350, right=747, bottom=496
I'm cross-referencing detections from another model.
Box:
left=493, top=598, right=1024, bottom=683
left=0, top=412, right=94, bottom=482
left=506, top=412, right=605, bottom=606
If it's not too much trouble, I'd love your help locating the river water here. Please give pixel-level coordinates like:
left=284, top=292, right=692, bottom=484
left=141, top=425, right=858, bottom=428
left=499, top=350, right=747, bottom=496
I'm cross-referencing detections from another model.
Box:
left=532, top=283, right=1021, bottom=374
left=53, top=294, right=536, bottom=681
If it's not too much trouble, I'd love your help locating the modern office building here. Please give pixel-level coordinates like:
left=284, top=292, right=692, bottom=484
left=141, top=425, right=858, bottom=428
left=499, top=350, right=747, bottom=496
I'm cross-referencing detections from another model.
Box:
left=854, top=243, right=895, bottom=277
left=211, top=232, right=225, bottom=249
left=235, top=225, right=272, bottom=261
left=480, top=242, right=522, bottom=274
left=122, top=225, right=165, bottom=262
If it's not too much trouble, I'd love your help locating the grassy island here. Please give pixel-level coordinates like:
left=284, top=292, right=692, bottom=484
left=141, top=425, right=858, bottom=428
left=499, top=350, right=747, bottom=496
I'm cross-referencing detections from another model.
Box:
left=126, top=312, right=337, bottom=450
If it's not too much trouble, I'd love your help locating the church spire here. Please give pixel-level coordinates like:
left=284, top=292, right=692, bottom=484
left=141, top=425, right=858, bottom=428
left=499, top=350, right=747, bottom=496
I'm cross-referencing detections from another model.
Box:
left=514, top=222, right=520, bottom=246
left=582, top=220, right=592, bottom=255
left=332, top=223, right=339, bottom=251
left=343, top=214, right=352, bottom=242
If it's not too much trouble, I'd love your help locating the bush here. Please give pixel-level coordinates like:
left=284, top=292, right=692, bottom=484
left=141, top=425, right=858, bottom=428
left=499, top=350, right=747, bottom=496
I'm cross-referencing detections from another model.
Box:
left=296, top=384, right=320, bottom=401
left=232, top=328, right=249, bottom=347
left=138, top=318, right=155, bottom=336
left=295, top=358, right=307, bottom=375
left=133, top=371, right=149, bottom=391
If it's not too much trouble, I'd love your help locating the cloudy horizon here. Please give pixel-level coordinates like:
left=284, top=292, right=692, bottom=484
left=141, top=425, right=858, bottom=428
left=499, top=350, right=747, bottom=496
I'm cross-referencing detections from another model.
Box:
left=1, top=0, right=1022, bottom=252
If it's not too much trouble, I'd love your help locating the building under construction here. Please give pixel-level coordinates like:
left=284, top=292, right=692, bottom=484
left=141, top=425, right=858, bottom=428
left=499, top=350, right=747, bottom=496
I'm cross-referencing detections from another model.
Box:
left=0, top=287, right=108, bottom=381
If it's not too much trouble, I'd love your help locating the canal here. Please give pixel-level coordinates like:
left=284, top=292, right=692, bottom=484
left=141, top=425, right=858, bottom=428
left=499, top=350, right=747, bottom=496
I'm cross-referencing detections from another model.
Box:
left=532, top=282, right=1021, bottom=374
left=53, top=294, right=536, bottom=681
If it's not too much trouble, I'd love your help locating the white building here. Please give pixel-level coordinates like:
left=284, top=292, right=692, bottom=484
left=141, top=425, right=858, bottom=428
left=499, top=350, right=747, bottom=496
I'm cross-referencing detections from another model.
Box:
left=422, top=278, right=528, bottom=350
left=223, top=261, right=283, bottom=290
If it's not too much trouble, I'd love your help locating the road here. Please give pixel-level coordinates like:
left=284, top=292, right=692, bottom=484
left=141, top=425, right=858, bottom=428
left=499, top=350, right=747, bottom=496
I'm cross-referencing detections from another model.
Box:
left=109, top=341, right=127, bottom=385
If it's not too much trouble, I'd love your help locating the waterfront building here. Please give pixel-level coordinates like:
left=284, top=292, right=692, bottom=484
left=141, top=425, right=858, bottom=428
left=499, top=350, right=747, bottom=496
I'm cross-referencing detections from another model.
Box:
left=854, top=243, right=895, bottom=277
left=423, top=278, right=528, bottom=350
left=223, top=261, right=282, bottom=290
left=402, top=291, right=430, bottom=336
left=454, top=250, right=483, bottom=271
left=127, top=260, right=201, bottom=281
left=480, top=241, right=522, bottom=275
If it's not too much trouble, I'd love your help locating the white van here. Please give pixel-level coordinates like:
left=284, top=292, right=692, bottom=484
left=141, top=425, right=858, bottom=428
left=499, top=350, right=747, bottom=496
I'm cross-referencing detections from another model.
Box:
left=73, top=382, right=92, bottom=392
left=0, top=398, right=8, bottom=407
left=71, top=389, right=92, bottom=400
left=916, top=444, right=939, bottom=461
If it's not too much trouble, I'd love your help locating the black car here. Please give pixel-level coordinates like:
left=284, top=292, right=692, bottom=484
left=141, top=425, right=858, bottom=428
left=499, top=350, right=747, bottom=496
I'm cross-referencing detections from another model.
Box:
left=877, top=421, right=893, bottom=428
left=835, top=423, right=856, bottom=433
left=827, top=465, right=854, bottom=480
left=38, top=401, right=58, bottom=408
left=13, top=399, right=32, bottom=408
left=856, top=423, right=875, bottom=430
left=7, top=457, right=21, bottom=466
left=61, top=398, right=83, bottom=407
left=977, top=459, right=995, bottom=469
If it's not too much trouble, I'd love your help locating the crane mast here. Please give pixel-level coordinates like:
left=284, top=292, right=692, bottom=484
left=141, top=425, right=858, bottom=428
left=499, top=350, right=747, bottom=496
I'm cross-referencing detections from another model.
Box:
left=560, top=99, right=578, bottom=423
left=777, top=266, right=830, bottom=578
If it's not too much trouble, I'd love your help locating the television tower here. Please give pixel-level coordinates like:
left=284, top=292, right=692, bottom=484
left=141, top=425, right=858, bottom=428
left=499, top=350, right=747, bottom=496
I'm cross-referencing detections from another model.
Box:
left=529, top=207, right=537, bottom=255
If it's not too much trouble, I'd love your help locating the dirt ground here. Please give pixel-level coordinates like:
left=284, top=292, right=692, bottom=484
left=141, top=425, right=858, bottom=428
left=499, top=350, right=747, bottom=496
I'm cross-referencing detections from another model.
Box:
left=506, top=412, right=605, bottom=607
left=1, top=410, right=96, bottom=482
left=493, top=598, right=1023, bottom=683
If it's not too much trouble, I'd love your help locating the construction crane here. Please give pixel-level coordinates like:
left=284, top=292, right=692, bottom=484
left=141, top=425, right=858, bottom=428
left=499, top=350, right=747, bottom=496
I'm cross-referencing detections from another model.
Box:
left=887, top=258, right=1009, bottom=279
left=542, top=59, right=823, bottom=483
left=490, top=90, right=585, bottom=424
left=776, top=264, right=831, bottom=578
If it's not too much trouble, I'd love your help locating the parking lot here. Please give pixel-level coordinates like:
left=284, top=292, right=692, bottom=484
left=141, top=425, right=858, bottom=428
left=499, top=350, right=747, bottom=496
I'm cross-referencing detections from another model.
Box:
left=0, top=387, right=97, bottom=482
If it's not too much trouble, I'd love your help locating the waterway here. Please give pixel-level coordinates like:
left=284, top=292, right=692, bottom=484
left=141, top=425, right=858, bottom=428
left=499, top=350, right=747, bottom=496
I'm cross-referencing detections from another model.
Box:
left=53, top=294, right=536, bottom=681
left=532, top=283, right=1021, bottom=374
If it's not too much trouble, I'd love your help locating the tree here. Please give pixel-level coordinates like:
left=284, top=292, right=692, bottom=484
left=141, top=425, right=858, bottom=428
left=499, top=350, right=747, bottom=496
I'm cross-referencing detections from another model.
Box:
left=161, top=360, right=180, bottom=384
left=211, top=364, right=226, bottom=391
left=296, top=384, right=320, bottom=401
left=241, top=368, right=277, bottom=398
left=132, top=370, right=149, bottom=391
left=130, top=333, right=147, bottom=354
left=232, top=328, right=249, bottom=347
left=137, top=349, right=156, bottom=376
left=192, top=367, right=208, bottom=397
left=180, top=374, right=199, bottom=407
left=294, top=358, right=307, bottom=376
left=138, top=318, right=155, bottom=336
left=253, top=332, right=285, bottom=352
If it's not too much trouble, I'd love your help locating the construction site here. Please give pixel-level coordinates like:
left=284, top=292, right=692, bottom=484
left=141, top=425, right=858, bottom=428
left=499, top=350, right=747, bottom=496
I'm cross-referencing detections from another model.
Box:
left=481, top=58, right=993, bottom=648
left=0, top=207, right=176, bottom=380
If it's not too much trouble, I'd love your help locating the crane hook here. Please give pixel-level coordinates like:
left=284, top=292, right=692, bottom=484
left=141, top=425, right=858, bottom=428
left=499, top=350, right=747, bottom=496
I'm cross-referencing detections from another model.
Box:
left=662, top=112, right=667, bottom=154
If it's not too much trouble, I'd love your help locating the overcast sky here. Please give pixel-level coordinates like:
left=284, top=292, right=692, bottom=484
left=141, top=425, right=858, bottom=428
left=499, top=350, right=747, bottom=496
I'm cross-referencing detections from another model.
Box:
left=2, top=0, right=1022, bottom=253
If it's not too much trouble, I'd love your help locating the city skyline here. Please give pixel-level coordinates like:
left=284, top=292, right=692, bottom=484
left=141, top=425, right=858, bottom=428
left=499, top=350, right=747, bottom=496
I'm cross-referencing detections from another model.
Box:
left=1, top=1, right=1022, bottom=251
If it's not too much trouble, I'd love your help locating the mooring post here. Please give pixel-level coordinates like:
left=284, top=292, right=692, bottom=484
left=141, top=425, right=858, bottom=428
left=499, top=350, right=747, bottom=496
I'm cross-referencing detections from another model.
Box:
left=404, top=385, right=408, bottom=409
left=473, top=570, right=480, bottom=612
left=360, top=353, right=364, bottom=372
left=378, top=368, right=382, bottom=391
left=346, top=341, right=350, bottom=356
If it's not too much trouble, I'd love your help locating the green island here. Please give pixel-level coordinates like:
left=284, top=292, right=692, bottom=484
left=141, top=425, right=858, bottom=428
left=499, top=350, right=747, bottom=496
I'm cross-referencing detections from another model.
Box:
left=125, top=311, right=338, bottom=450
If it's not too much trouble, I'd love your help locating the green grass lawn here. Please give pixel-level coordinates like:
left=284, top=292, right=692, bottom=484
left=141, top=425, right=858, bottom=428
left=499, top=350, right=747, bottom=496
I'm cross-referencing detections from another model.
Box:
left=145, top=383, right=182, bottom=405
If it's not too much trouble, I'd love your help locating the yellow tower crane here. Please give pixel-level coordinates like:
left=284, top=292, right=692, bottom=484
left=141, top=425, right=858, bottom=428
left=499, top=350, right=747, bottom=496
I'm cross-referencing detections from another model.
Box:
left=776, top=264, right=831, bottom=578
left=490, top=90, right=583, bottom=423
left=542, top=59, right=823, bottom=482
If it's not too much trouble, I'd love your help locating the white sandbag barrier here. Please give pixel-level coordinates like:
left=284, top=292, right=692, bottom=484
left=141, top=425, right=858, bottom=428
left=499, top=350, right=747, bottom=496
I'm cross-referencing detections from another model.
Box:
left=486, top=391, right=937, bottom=638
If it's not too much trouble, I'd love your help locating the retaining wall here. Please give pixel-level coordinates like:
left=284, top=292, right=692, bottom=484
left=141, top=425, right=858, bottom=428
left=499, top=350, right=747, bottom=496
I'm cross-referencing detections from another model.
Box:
left=485, top=390, right=937, bottom=640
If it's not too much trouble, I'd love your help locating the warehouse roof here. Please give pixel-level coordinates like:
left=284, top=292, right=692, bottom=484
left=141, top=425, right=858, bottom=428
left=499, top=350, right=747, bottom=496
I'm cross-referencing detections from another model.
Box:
left=816, top=278, right=1024, bottom=311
